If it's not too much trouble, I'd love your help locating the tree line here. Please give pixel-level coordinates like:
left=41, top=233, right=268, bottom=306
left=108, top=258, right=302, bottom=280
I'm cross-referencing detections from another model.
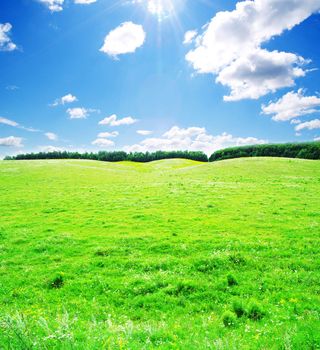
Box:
left=209, top=141, right=320, bottom=162
left=4, top=141, right=320, bottom=163
left=4, top=150, right=208, bottom=162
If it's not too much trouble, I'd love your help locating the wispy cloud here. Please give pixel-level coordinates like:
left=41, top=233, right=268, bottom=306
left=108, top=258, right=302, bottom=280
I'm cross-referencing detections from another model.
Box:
left=97, top=131, right=119, bottom=138
left=0, top=117, right=19, bottom=127
left=6, top=85, right=19, bottom=91
left=74, top=0, right=97, bottom=4
left=0, top=116, right=40, bottom=132
left=38, top=145, right=63, bottom=152
left=137, top=130, right=153, bottom=136
left=44, top=132, right=58, bottom=141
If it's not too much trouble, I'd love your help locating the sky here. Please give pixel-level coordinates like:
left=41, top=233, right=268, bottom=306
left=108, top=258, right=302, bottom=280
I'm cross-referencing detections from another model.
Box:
left=1, top=0, right=320, bottom=158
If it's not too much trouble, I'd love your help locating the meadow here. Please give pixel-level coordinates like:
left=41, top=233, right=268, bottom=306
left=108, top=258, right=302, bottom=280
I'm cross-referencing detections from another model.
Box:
left=0, top=157, right=319, bottom=349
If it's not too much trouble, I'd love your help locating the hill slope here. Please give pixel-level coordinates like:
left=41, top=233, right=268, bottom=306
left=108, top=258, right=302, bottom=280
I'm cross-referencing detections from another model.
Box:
left=0, top=158, right=319, bottom=349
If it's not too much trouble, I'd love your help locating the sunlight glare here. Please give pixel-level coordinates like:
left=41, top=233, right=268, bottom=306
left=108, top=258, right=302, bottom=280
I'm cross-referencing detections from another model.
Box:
left=146, top=0, right=176, bottom=21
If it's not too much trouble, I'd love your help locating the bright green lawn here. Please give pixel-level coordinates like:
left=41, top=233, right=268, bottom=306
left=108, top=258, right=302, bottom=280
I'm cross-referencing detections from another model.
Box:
left=0, top=158, right=319, bottom=349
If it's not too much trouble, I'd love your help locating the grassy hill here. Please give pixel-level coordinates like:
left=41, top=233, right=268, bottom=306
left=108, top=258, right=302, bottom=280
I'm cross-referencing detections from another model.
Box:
left=0, top=158, right=319, bottom=349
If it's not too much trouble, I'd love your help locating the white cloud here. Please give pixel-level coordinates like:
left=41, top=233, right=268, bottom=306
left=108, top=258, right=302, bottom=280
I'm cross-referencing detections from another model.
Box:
left=39, top=145, right=63, bottom=152
left=92, top=138, right=115, bottom=147
left=45, top=132, right=58, bottom=141
left=0, top=136, right=23, bottom=147
left=0, top=117, right=19, bottom=127
left=100, top=22, right=146, bottom=58
left=67, top=107, right=98, bottom=119
left=0, top=116, right=40, bottom=132
left=38, top=145, right=95, bottom=153
left=51, top=93, right=78, bottom=106
left=290, top=119, right=302, bottom=125
left=262, top=89, right=320, bottom=121
left=183, top=30, right=197, bottom=45
left=97, top=131, right=119, bottom=138
left=295, top=119, right=320, bottom=131
left=0, top=23, right=17, bottom=52
left=163, top=126, right=206, bottom=139
left=124, top=126, right=266, bottom=155
left=217, top=49, right=307, bottom=101
left=74, top=0, right=96, bottom=3
left=314, top=137, right=320, bottom=141
left=6, top=85, right=19, bottom=91
left=186, top=0, right=320, bottom=101
left=38, top=0, right=64, bottom=12
left=99, top=114, right=138, bottom=126
left=67, top=108, right=88, bottom=119
left=137, top=130, right=153, bottom=135
left=22, top=126, right=41, bottom=132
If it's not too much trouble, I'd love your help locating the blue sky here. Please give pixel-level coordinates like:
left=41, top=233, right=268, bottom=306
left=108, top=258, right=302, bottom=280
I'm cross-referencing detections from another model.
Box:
left=1, top=0, right=320, bottom=157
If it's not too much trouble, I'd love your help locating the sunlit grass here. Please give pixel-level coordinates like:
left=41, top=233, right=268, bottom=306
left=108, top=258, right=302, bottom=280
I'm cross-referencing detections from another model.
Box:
left=0, top=157, right=319, bottom=348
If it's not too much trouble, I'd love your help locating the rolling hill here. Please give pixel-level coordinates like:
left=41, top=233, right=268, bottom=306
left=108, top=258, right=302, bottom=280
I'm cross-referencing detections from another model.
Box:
left=0, top=158, right=319, bottom=349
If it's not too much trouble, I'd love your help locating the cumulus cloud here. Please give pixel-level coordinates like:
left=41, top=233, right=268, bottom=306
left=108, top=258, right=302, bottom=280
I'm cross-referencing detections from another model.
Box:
left=93, top=124, right=119, bottom=147
left=38, top=0, right=64, bottom=12
left=98, top=131, right=119, bottom=138
left=137, top=130, right=153, bottom=135
left=67, top=107, right=98, bottom=119
left=262, top=89, right=320, bottom=121
left=217, top=49, right=307, bottom=101
left=124, top=126, right=266, bottom=155
left=0, top=136, right=23, bottom=147
left=186, top=0, right=320, bottom=101
left=100, top=22, right=146, bottom=58
left=183, top=30, right=197, bottom=45
left=51, top=93, right=78, bottom=106
left=99, top=114, right=138, bottom=126
left=67, top=108, right=88, bottom=119
left=0, top=23, right=17, bottom=52
left=92, top=138, right=115, bottom=147
left=295, top=119, right=320, bottom=131
left=44, top=132, right=58, bottom=141
left=163, top=126, right=206, bottom=139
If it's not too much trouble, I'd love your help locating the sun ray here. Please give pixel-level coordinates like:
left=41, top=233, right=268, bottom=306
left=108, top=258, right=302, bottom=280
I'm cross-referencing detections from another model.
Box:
left=136, top=0, right=184, bottom=22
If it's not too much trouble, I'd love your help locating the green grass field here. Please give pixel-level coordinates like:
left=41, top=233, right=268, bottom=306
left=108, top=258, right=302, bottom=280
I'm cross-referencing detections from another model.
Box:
left=0, top=158, right=319, bottom=349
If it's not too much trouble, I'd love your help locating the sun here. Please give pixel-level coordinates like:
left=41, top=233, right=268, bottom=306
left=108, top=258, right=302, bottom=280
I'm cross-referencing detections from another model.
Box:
left=146, top=0, right=176, bottom=21
left=134, top=0, right=184, bottom=23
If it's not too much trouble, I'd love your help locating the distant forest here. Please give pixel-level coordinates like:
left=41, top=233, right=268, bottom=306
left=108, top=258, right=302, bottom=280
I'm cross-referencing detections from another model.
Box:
left=209, top=142, right=320, bottom=162
left=4, top=150, right=208, bottom=162
left=4, top=141, right=320, bottom=162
